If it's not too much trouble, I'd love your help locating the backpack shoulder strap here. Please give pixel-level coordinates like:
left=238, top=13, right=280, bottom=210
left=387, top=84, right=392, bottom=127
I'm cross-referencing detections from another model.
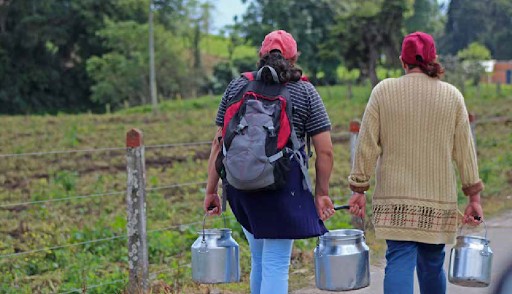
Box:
left=243, top=66, right=281, bottom=83
left=256, top=66, right=280, bottom=83
left=225, top=72, right=257, bottom=107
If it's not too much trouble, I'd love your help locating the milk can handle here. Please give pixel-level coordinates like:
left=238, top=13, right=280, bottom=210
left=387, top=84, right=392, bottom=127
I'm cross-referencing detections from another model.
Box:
left=458, top=216, right=487, bottom=240
left=333, top=204, right=366, bottom=233
left=202, top=209, right=228, bottom=242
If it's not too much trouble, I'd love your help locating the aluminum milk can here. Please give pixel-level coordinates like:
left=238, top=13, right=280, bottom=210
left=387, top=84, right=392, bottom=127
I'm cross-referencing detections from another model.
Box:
left=449, top=221, right=493, bottom=287
left=315, top=229, right=370, bottom=291
left=191, top=215, right=240, bottom=284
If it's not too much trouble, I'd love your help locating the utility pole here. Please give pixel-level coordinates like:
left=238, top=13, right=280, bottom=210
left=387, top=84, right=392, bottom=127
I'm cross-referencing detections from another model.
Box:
left=149, top=0, right=158, bottom=113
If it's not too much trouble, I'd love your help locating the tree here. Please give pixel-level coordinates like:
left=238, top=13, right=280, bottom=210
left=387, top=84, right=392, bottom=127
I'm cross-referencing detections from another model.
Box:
left=442, top=0, right=492, bottom=55
left=86, top=20, right=189, bottom=110
left=457, top=42, right=491, bottom=86
left=0, top=0, right=213, bottom=114
left=238, top=0, right=340, bottom=84
left=442, top=0, right=512, bottom=59
left=404, top=0, right=444, bottom=36
left=0, top=0, right=149, bottom=114
left=330, top=0, right=410, bottom=87
left=1, top=1, right=102, bottom=113
left=488, top=0, right=512, bottom=59
left=0, top=0, right=11, bottom=34
left=457, top=43, right=492, bottom=61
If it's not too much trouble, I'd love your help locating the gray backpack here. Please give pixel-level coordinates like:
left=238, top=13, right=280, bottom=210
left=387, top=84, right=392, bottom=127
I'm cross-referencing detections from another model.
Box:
left=216, top=66, right=312, bottom=192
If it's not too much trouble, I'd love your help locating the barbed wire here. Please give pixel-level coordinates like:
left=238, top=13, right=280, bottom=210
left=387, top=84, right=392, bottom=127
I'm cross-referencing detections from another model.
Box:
left=146, top=215, right=235, bottom=234
left=0, top=141, right=211, bottom=158
left=147, top=221, right=203, bottom=235
left=58, top=279, right=126, bottom=294
left=0, top=146, right=126, bottom=158
left=145, top=181, right=207, bottom=193
left=57, top=256, right=191, bottom=293
left=0, top=191, right=125, bottom=208
left=145, top=141, right=211, bottom=149
left=149, top=262, right=190, bottom=280
left=0, top=214, right=234, bottom=259
left=0, top=181, right=207, bottom=208
left=0, top=234, right=128, bottom=259
left=150, top=268, right=174, bottom=277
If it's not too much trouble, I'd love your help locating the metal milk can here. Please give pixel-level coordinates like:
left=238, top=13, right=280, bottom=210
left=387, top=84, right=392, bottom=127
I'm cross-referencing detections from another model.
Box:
left=448, top=221, right=493, bottom=287
left=314, top=229, right=370, bottom=291
left=191, top=214, right=240, bottom=284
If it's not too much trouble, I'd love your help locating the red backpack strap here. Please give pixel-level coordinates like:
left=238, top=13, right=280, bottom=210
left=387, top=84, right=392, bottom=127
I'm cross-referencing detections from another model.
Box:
left=300, top=75, right=310, bottom=82
left=242, top=72, right=255, bottom=81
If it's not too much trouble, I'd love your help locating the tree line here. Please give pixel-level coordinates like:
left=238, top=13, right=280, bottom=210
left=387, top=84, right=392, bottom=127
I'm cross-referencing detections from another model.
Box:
left=0, top=0, right=511, bottom=114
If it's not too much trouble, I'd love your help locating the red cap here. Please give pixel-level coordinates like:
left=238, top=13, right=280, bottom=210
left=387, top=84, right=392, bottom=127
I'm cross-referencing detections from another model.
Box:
left=401, top=32, right=437, bottom=65
left=259, top=30, right=298, bottom=60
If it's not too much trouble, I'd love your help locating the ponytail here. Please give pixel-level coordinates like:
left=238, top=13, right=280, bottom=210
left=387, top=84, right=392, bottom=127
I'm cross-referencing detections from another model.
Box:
left=257, top=51, right=302, bottom=83
left=409, top=60, right=445, bottom=79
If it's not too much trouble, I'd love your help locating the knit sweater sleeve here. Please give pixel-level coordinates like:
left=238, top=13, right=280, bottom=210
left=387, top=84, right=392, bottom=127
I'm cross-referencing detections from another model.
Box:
left=348, top=85, right=382, bottom=193
left=452, top=91, right=484, bottom=196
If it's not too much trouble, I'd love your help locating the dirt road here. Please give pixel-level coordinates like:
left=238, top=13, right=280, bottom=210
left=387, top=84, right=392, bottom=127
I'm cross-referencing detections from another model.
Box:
left=293, top=210, right=512, bottom=294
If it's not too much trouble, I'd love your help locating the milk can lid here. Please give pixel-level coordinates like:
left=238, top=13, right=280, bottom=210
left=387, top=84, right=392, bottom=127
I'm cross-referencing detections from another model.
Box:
left=197, top=228, right=231, bottom=235
left=320, top=229, right=364, bottom=240
left=456, top=235, right=489, bottom=243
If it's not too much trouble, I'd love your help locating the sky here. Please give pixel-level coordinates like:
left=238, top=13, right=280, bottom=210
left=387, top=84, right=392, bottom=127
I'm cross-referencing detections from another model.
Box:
left=211, top=0, right=249, bottom=33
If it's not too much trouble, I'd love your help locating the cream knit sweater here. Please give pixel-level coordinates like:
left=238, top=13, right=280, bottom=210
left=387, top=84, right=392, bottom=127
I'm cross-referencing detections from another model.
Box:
left=349, top=73, right=483, bottom=244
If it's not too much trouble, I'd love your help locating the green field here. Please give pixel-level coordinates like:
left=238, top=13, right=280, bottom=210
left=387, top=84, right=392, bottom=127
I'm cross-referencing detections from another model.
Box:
left=1, top=84, right=511, bottom=293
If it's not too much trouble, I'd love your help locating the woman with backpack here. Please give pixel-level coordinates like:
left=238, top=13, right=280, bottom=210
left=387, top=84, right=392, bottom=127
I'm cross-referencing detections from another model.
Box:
left=347, top=31, right=484, bottom=294
left=204, top=30, right=335, bottom=294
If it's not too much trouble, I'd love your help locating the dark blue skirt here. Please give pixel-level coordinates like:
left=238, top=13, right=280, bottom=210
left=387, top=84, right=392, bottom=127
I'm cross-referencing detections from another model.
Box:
left=226, top=156, right=328, bottom=239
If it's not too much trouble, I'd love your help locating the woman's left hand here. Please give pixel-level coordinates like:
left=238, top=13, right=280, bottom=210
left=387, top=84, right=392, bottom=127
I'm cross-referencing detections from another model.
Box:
left=348, top=193, right=366, bottom=218
left=315, top=195, right=335, bottom=221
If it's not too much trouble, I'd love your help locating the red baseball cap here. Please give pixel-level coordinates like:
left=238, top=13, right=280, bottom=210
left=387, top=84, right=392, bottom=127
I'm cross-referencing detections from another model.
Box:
left=401, top=32, right=437, bottom=65
left=259, top=30, right=298, bottom=60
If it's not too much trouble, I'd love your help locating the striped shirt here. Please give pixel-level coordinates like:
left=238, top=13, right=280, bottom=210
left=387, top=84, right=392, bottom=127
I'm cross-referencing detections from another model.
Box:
left=215, top=76, right=331, bottom=140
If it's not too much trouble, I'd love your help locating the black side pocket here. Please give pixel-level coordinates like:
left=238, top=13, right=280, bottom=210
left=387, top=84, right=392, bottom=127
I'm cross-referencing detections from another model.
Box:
left=215, top=152, right=226, bottom=179
left=272, top=155, right=291, bottom=189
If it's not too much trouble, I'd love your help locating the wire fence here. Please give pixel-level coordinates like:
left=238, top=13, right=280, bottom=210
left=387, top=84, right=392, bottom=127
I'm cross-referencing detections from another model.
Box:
left=1, top=101, right=494, bottom=292
left=0, top=214, right=234, bottom=259
left=0, top=181, right=207, bottom=208
left=0, top=140, right=219, bottom=292
left=57, top=257, right=190, bottom=294
left=0, top=141, right=211, bottom=158
left=0, top=191, right=126, bottom=208
left=58, top=279, right=126, bottom=294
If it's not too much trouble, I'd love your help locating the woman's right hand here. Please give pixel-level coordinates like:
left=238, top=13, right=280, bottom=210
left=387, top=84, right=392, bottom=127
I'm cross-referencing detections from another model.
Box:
left=348, top=193, right=366, bottom=218
left=463, top=200, right=483, bottom=226
left=204, top=193, right=221, bottom=216
left=315, top=195, right=335, bottom=221
left=463, top=192, right=484, bottom=226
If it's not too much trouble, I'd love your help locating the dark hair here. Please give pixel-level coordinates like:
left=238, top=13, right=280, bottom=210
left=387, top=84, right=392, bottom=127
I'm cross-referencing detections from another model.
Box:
left=407, top=58, right=445, bottom=79
left=257, top=50, right=302, bottom=83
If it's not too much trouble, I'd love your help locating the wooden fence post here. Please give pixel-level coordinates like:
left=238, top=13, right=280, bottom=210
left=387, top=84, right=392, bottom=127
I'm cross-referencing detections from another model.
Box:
left=469, top=112, right=477, bottom=149
left=349, top=120, right=361, bottom=167
left=349, top=120, right=363, bottom=229
left=126, top=129, right=149, bottom=293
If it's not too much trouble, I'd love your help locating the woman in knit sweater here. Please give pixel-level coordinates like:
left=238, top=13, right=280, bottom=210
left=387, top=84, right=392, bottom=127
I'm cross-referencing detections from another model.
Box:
left=347, top=32, right=484, bottom=294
